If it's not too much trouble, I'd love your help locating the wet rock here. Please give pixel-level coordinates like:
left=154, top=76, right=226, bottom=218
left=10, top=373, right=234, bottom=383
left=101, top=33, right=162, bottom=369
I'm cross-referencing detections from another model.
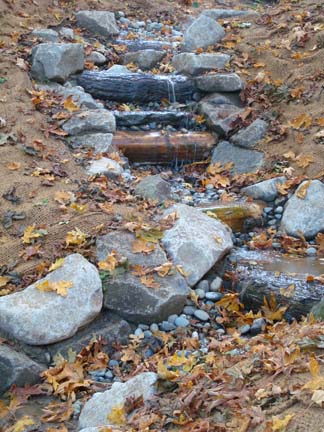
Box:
left=79, top=372, right=157, bottom=428
left=31, top=28, right=58, bottom=42
left=241, top=176, right=286, bottom=202
left=196, top=73, right=243, bottom=92
left=37, top=83, right=102, bottom=109
left=281, top=180, right=324, bottom=239
left=106, top=64, right=131, bottom=74
left=75, top=10, right=119, bottom=37
left=230, top=119, right=268, bottom=148
left=123, top=49, right=166, bottom=70
left=134, top=174, right=172, bottom=202
left=0, top=345, right=44, bottom=394
left=182, top=15, right=225, bottom=52
left=172, top=53, right=230, bottom=76
left=161, top=204, right=233, bottom=286
left=87, top=51, right=107, bottom=65
left=202, top=9, right=256, bottom=20
left=211, top=141, right=264, bottom=174
left=62, top=109, right=116, bottom=135
left=114, top=110, right=190, bottom=128
left=96, top=231, right=189, bottom=323
left=87, top=157, right=123, bottom=178
left=68, top=133, right=114, bottom=153
left=0, top=254, right=102, bottom=345
left=199, top=103, right=243, bottom=136
left=31, top=43, right=84, bottom=83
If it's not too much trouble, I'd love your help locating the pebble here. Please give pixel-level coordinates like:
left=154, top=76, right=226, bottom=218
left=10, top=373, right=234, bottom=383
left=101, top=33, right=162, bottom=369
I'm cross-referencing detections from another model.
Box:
left=109, top=359, right=119, bottom=368
left=194, top=310, right=210, bottom=321
left=192, top=331, right=199, bottom=339
left=168, top=314, right=178, bottom=324
left=150, top=323, right=159, bottom=332
left=216, top=328, right=226, bottom=336
left=105, top=370, right=114, bottom=380
left=183, top=305, right=196, bottom=315
left=144, top=330, right=152, bottom=338
left=138, top=324, right=149, bottom=330
left=210, top=276, right=222, bottom=292
left=205, top=292, right=223, bottom=301
left=160, top=321, right=176, bottom=332
left=238, top=324, right=251, bottom=335
left=250, top=318, right=266, bottom=335
left=264, top=207, right=273, bottom=214
left=195, top=288, right=205, bottom=299
left=175, top=316, right=190, bottom=327
left=134, top=328, right=144, bottom=337
left=306, top=247, right=317, bottom=256
left=196, top=280, right=209, bottom=292
left=275, top=206, right=284, bottom=213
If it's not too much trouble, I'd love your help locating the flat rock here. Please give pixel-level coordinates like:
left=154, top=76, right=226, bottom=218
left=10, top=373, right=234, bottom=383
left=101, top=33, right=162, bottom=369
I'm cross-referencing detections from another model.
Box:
left=62, top=109, right=116, bottom=135
left=87, top=157, right=123, bottom=178
left=161, top=204, right=233, bottom=286
left=114, top=110, right=190, bottom=127
left=79, top=372, right=157, bottom=429
left=0, top=254, right=102, bottom=345
left=281, top=180, right=324, bottom=239
left=201, top=92, right=243, bottom=107
left=134, top=174, right=172, bottom=202
left=37, top=83, right=103, bottom=109
left=106, top=64, right=131, bottom=75
left=211, top=141, right=264, bottom=174
left=68, top=133, right=114, bottom=153
left=96, top=231, right=189, bottom=323
left=196, top=73, right=243, bottom=92
left=113, top=39, right=173, bottom=52
left=31, top=43, right=84, bottom=83
left=230, top=119, right=268, bottom=148
left=31, top=28, right=58, bottom=42
left=123, top=49, right=166, bottom=70
left=182, top=15, right=225, bottom=52
left=199, top=102, right=243, bottom=136
left=172, top=53, right=230, bottom=76
left=75, top=10, right=119, bottom=37
left=202, top=9, right=256, bottom=20
left=242, top=177, right=286, bottom=202
left=0, top=345, right=44, bottom=394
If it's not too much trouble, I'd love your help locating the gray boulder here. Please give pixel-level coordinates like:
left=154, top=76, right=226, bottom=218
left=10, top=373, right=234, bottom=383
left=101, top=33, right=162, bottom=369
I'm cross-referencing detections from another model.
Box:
left=241, top=177, right=286, bottom=202
left=31, top=28, right=58, bottom=42
left=161, top=204, right=233, bottom=286
left=172, top=53, right=230, bottom=76
left=211, top=141, right=264, bottom=174
left=114, top=110, right=189, bottom=127
left=202, top=9, right=256, bottom=20
left=62, top=109, right=116, bottom=135
left=106, top=64, right=131, bottom=75
left=59, top=27, right=74, bottom=40
left=281, top=180, right=324, bottom=239
left=87, top=157, right=123, bottom=178
left=68, top=133, right=114, bottom=153
left=182, top=15, right=225, bottom=52
left=0, top=345, right=44, bottom=394
left=0, top=254, right=102, bottom=345
left=79, top=372, right=157, bottom=429
left=230, top=119, right=268, bottom=148
left=123, top=49, right=166, bottom=70
left=75, top=11, right=119, bottom=37
left=201, top=92, right=242, bottom=107
left=196, top=73, right=243, bottom=92
left=134, top=174, right=172, bottom=202
left=96, top=231, right=189, bottom=323
left=87, top=51, right=107, bottom=65
left=199, top=102, right=243, bottom=136
left=31, top=43, right=84, bottom=83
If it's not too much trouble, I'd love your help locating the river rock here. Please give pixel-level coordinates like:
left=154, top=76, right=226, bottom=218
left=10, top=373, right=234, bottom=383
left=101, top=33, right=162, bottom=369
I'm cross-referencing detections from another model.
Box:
left=196, top=73, right=243, bottom=92
left=87, top=51, right=107, bottom=65
left=96, top=231, right=189, bottom=323
left=0, top=254, right=102, bottom=345
left=79, top=372, right=157, bottom=429
left=37, top=83, right=103, bottom=109
left=199, top=103, right=243, bottom=136
left=161, top=204, right=233, bottom=286
left=172, top=53, right=230, bottom=76
left=123, top=49, right=166, bottom=70
left=202, top=9, right=256, bottom=20
left=87, top=157, right=123, bottom=178
left=68, top=133, right=114, bottom=153
left=211, top=141, right=264, bottom=174
left=182, top=15, right=225, bottom=52
left=75, top=11, right=119, bottom=37
left=31, top=43, right=84, bottom=83
left=230, top=119, right=268, bottom=148
left=114, top=110, right=189, bottom=127
left=62, top=109, right=116, bottom=135
left=0, top=345, right=44, bottom=394
left=106, top=64, right=131, bottom=74
left=201, top=92, right=243, bottom=107
left=241, top=176, right=286, bottom=202
left=281, top=180, right=324, bottom=239
left=134, top=174, right=172, bottom=202
left=31, top=28, right=58, bottom=42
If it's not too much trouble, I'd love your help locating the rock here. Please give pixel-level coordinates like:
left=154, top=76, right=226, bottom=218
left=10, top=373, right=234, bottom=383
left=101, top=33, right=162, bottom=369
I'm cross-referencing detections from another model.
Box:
left=202, top=9, right=256, bottom=20
left=37, top=83, right=103, bottom=109
left=205, top=292, right=223, bottom=301
left=196, top=73, right=243, bottom=92
left=31, top=28, right=58, bottom=42
left=210, top=276, right=222, bottom=291
left=310, top=300, right=324, bottom=320
left=194, top=309, right=210, bottom=321
left=175, top=316, right=190, bottom=327
left=242, top=177, right=286, bottom=202
left=123, top=49, right=166, bottom=70
left=96, top=231, right=189, bottom=323
left=87, top=157, right=123, bottom=178
left=281, top=180, right=324, bottom=239
left=196, top=280, right=209, bottom=292
left=201, top=92, right=243, bottom=107
left=238, top=324, right=251, bottom=335
left=199, top=103, right=243, bottom=136
left=68, top=133, right=114, bottom=153
left=106, top=64, right=131, bottom=75
left=79, top=372, right=157, bottom=428
left=250, top=318, right=266, bottom=335
left=0, top=254, right=102, bottom=345
left=114, top=110, right=190, bottom=127
left=62, top=109, right=116, bottom=135
left=31, top=43, right=84, bottom=83
left=75, top=11, right=119, bottom=37
left=59, top=27, right=74, bottom=39
left=182, top=15, right=225, bottom=52
left=161, top=204, right=233, bottom=286
left=134, top=174, right=172, bottom=202
left=230, top=119, right=268, bottom=148
left=87, top=51, right=107, bottom=65
left=211, top=141, right=264, bottom=174
left=0, top=345, right=44, bottom=394
left=172, top=53, right=230, bottom=76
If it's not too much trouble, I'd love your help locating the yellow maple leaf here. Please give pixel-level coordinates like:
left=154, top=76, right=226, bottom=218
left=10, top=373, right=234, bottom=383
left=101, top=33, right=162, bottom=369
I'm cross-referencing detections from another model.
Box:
left=289, top=113, right=312, bottom=129
left=279, top=283, right=295, bottom=298
left=63, top=96, right=80, bottom=112
left=271, top=414, right=294, bottom=431
left=106, top=405, right=126, bottom=425
left=98, top=251, right=118, bottom=272
left=6, top=416, right=35, bottom=432
left=140, top=275, right=160, bottom=289
left=65, top=228, right=87, bottom=246
left=35, top=280, right=73, bottom=297
left=22, top=225, right=47, bottom=244
left=6, top=162, right=21, bottom=170
left=0, top=276, right=10, bottom=287
left=49, top=258, right=65, bottom=272
left=132, top=239, right=156, bottom=254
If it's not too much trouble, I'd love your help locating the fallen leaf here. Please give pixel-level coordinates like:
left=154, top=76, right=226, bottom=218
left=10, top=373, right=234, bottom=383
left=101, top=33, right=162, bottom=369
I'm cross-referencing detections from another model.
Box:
left=289, top=113, right=312, bottom=129
left=22, top=225, right=47, bottom=244
left=280, top=284, right=295, bottom=298
left=311, top=390, right=324, bottom=406
left=132, top=239, right=156, bottom=254
left=49, top=258, right=65, bottom=272
left=106, top=405, right=126, bottom=425
left=65, top=228, right=87, bottom=246
left=271, top=414, right=294, bottom=431
left=35, top=280, right=73, bottom=297
left=6, top=162, right=21, bottom=170
left=6, top=416, right=35, bottom=432
left=140, top=275, right=160, bottom=289
left=296, top=179, right=311, bottom=199
left=63, top=96, right=80, bottom=112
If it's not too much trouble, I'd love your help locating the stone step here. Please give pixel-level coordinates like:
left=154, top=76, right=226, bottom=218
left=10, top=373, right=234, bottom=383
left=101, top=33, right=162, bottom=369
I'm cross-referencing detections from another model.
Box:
left=112, top=39, right=175, bottom=52
left=113, top=110, right=193, bottom=128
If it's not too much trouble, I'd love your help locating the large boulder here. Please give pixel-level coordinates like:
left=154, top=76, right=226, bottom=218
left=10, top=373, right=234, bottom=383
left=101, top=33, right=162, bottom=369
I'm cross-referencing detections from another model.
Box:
left=79, top=372, right=157, bottom=429
left=0, top=345, right=44, bottom=394
left=134, top=174, right=172, bottom=202
left=172, top=53, right=230, bottom=76
left=161, top=204, right=233, bottom=286
left=62, top=109, right=116, bottom=135
left=241, top=177, right=286, bottom=202
left=201, top=92, right=243, bottom=107
left=281, top=180, right=324, bottom=239
left=37, top=83, right=103, bottom=109
left=199, top=103, right=243, bottom=136
left=31, top=28, right=58, bottom=42
left=123, top=49, right=166, bottom=70
left=230, top=119, right=268, bottom=149
left=31, top=43, right=84, bottom=83
left=96, top=231, right=189, bottom=323
left=75, top=11, right=119, bottom=37
left=0, top=254, right=103, bottom=345
left=211, top=141, right=264, bottom=174
left=182, top=15, right=225, bottom=52
left=196, top=73, right=243, bottom=92
left=68, top=133, right=114, bottom=153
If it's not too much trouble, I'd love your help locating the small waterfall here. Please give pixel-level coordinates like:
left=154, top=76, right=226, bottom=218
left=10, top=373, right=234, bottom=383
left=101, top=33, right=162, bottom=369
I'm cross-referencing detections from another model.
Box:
left=164, top=77, right=176, bottom=103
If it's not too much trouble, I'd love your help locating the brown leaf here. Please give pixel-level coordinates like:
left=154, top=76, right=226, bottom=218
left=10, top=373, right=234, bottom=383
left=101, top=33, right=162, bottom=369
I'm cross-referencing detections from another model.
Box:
left=296, top=179, right=311, bottom=199
left=132, top=239, right=156, bottom=254
left=140, top=275, right=160, bottom=289
left=41, top=401, right=73, bottom=422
